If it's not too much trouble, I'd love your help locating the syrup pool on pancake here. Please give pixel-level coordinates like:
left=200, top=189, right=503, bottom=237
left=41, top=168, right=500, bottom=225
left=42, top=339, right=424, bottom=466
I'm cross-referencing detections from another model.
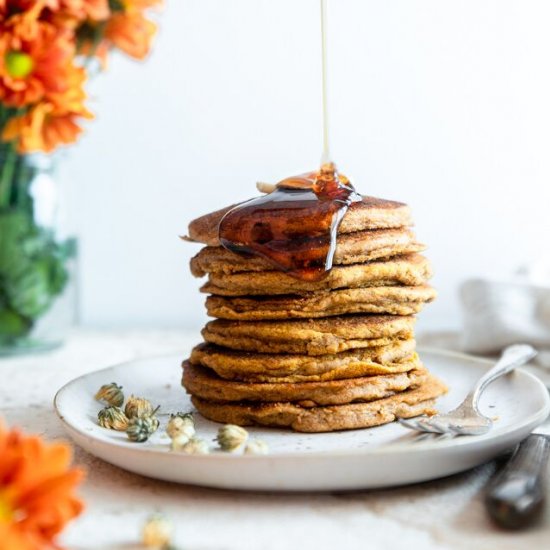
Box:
left=218, top=164, right=362, bottom=282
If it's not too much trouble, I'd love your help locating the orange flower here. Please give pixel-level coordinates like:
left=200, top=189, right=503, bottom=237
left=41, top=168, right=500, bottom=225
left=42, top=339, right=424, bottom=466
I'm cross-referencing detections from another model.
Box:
left=0, top=1, right=45, bottom=40
left=77, top=36, right=110, bottom=65
left=56, top=0, right=110, bottom=23
left=0, top=0, right=162, bottom=153
left=47, top=63, right=89, bottom=112
left=0, top=420, right=84, bottom=549
left=3, top=65, right=93, bottom=152
left=104, top=9, right=156, bottom=59
left=74, top=0, right=161, bottom=63
left=0, top=23, right=75, bottom=107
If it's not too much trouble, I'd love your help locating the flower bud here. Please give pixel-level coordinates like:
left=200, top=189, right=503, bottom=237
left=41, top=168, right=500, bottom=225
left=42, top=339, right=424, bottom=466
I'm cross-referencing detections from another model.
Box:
left=166, top=412, right=195, bottom=441
left=126, top=412, right=159, bottom=443
left=98, top=406, right=129, bottom=431
left=95, top=382, right=124, bottom=407
left=125, top=395, right=154, bottom=419
left=180, top=437, right=210, bottom=455
left=216, top=424, right=248, bottom=452
left=170, top=434, right=190, bottom=451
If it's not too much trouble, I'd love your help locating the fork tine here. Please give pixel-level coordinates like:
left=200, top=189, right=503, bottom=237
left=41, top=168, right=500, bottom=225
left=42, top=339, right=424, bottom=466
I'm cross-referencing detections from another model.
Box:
left=448, top=423, right=490, bottom=436
left=446, top=424, right=467, bottom=436
left=398, top=417, right=425, bottom=430
left=416, top=417, right=447, bottom=434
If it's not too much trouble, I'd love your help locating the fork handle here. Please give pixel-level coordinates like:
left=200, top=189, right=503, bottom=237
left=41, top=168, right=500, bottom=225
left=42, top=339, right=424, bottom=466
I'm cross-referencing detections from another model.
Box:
left=485, top=434, right=550, bottom=529
left=466, top=345, right=537, bottom=412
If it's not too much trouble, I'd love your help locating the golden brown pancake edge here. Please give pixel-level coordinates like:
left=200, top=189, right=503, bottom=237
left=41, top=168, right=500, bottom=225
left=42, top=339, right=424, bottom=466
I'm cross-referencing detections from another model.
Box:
left=190, top=375, right=448, bottom=432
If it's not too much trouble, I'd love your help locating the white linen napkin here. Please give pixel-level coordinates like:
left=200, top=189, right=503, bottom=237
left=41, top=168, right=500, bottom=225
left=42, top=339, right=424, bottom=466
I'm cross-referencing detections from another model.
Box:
left=460, top=266, right=550, bottom=371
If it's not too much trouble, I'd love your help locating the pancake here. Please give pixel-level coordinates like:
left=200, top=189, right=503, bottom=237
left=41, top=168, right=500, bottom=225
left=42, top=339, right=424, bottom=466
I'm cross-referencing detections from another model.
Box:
left=186, top=196, right=413, bottom=247
left=189, top=341, right=418, bottom=382
left=190, top=228, right=425, bottom=277
left=183, top=361, right=428, bottom=406
left=201, top=254, right=432, bottom=296
left=190, top=375, right=448, bottom=432
left=206, top=285, right=437, bottom=320
left=202, top=315, right=416, bottom=355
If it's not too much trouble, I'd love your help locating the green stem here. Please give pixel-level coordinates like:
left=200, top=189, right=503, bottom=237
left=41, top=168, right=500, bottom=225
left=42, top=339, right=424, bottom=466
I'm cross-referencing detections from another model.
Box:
left=0, top=144, right=17, bottom=209
left=15, top=157, right=34, bottom=211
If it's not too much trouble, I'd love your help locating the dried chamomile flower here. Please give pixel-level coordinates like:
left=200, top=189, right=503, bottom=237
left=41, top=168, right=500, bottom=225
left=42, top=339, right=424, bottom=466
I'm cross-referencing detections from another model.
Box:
left=170, top=434, right=189, bottom=451
left=179, top=436, right=210, bottom=455
left=95, top=382, right=124, bottom=407
left=216, top=424, right=248, bottom=452
left=166, top=412, right=195, bottom=441
left=126, top=418, right=151, bottom=443
left=148, top=406, right=161, bottom=431
left=244, top=439, right=269, bottom=455
left=125, top=395, right=154, bottom=419
left=142, top=513, right=173, bottom=548
left=98, top=406, right=129, bottom=431
left=126, top=411, right=160, bottom=443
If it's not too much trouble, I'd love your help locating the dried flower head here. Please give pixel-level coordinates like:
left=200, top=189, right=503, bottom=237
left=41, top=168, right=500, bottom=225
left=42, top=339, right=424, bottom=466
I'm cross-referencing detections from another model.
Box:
left=126, top=412, right=159, bottom=443
left=166, top=412, right=195, bottom=441
left=179, top=436, right=209, bottom=455
left=149, top=405, right=161, bottom=430
left=125, top=395, right=154, bottom=419
left=216, top=424, right=248, bottom=452
left=170, top=434, right=190, bottom=451
left=244, top=439, right=269, bottom=455
left=142, top=513, right=173, bottom=548
left=95, top=382, right=124, bottom=407
left=97, top=406, right=129, bottom=431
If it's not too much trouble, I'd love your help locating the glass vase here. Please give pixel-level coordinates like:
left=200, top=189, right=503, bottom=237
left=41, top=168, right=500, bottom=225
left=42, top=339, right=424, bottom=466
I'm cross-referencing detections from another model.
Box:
left=0, top=144, right=77, bottom=356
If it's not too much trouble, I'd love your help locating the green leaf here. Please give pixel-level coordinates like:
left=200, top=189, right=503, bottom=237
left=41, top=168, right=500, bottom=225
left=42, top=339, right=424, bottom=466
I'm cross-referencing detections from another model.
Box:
left=0, top=209, right=72, bottom=327
left=47, top=251, right=69, bottom=295
left=0, top=306, right=31, bottom=341
left=6, top=259, right=54, bottom=318
left=0, top=211, right=32, bottom=278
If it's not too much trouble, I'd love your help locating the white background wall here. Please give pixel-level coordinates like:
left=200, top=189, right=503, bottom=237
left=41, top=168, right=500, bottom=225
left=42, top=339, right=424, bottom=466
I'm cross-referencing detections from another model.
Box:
left=60, top=0, right=550, bottom=333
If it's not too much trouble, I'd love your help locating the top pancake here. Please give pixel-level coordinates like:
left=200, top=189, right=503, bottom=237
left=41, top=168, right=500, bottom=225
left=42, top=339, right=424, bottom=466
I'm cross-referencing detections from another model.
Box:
left=186, top=196, right=412, bottom=246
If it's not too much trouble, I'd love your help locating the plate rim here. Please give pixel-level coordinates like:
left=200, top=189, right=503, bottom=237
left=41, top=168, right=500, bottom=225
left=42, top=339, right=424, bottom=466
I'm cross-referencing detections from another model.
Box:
left=54, top=347, right=550, bottom=460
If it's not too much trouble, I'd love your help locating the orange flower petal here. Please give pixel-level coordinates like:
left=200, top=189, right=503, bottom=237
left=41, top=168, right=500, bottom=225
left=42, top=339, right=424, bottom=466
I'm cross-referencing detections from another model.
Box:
left=0, top=421, right=84, bottom=547
left=105, top=11, right=156, bottom=59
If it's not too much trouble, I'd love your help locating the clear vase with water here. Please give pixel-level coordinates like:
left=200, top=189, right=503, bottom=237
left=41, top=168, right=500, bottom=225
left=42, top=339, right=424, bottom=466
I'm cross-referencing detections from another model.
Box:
left=0, top=145, right=77, bottom=355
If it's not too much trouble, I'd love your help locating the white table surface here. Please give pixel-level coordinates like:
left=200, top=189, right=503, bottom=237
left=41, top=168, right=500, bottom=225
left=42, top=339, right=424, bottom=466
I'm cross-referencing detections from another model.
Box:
left=1, top=328, right=549, bottom=550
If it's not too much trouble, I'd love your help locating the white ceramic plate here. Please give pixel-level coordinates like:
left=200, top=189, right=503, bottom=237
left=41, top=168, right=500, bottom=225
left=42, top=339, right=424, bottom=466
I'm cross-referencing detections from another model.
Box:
left=54, top=349, right=550, bottom=492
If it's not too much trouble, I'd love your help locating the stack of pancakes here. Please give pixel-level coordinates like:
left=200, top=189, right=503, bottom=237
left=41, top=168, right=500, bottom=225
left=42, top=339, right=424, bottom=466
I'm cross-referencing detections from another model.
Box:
left=183, top=197, right=447, bottom=432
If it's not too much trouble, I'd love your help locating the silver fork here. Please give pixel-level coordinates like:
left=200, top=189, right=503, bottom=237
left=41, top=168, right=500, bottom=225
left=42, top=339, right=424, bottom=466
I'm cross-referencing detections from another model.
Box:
left=399, top=344, right=537, bottom=436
